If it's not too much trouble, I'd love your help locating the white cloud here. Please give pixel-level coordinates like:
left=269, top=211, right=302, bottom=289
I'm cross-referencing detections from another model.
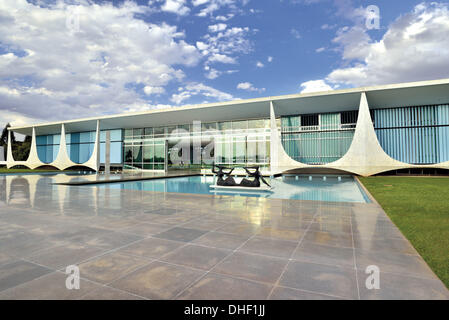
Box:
left=204, top=67, right=237, bottom=79
left=256, top=61, right=264, bottom=68
left=208, top=23, right=227, bottom=33
left=195, top=0, right=248, bottom=18
left=215, top=14, right=235, bottom=21
left=315, top=47, right=325, bottom=53
left=0, top=0, right=202, bottom=123
left=237, top=82, right=265, bottom=93
left=321, top=23, right=337, bottom=30
left=143, top=86, right=165, bottom=95
left=161, top=0, right=190, bottom=16
left=205, top=68, right=220, bottom=79
left=0, top=110, right=40, bottom=129
left=291, top=28, right=301, bottom=39
left=171, top=83, right=233, bottom=104
left=208, top=53, right=236, bottom=64
left=327, top=2, right=449, bottom=87
left=332, top=26, right=371, bottom=61
left=201, top=26, right=253, bottom=68
left=267, top=56, right=273, bottom=62
left=192, top=0, right=210, bottom=6
left=300, top=80, right=334, bottom=93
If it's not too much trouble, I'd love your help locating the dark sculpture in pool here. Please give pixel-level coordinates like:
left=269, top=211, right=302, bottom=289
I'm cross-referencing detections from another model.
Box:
left=212, top=164, right=271, bottom=188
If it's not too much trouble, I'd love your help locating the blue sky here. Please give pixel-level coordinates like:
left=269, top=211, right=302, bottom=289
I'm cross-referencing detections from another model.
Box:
left=1, top=0, right=449, bottom=126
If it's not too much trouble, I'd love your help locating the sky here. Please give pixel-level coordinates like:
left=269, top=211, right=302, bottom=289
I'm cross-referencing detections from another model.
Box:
left=1, top=0, right=449, bottom=128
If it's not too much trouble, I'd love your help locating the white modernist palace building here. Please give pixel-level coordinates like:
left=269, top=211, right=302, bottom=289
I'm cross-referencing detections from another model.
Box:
left=4, top=79, right=449, bottom=176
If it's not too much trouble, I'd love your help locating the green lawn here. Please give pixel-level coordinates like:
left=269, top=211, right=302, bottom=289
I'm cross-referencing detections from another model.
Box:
left=359, top=176, right=449, bottom=288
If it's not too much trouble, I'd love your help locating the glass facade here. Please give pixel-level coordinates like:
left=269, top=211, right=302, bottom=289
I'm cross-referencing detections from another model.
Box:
left=373, top=104, right=449, bottom=164
left=124, top=129, right=165, bottom=170
left=37, top=134, right=61, bottom=163
left=26, top=102, right=449, bottom=170
left=36, top=129, right=123, bottom=165
left=281, top=112, right=357, bottom=164
left=123, top=118, right=271, bottom=170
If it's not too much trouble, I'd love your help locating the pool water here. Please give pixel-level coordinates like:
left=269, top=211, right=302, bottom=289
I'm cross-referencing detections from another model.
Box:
left=95, top=175, right=370, bottom=203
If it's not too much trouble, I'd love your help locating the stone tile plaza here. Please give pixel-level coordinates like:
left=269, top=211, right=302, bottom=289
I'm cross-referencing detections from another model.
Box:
left=1, top=79, right=449, bottom=300
left=0, top=173, right=448, bottom=300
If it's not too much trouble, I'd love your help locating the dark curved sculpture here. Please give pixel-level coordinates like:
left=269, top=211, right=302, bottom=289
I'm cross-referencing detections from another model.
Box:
left=212, top=164, right=271, bottom=188
left=212, top=164, right=237, bottom=186
left=240, top=166, right=271, bottom=188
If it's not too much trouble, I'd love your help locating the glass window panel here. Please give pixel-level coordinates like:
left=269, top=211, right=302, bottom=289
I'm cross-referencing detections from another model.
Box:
left=154, top=144, right=165, bottom=163
left=154, top=163, right=164, bottom=170
left=143, top=144, right=154, bottom=163
left=165, top=126, right=177, bottom=136
left=79, top=132, right=92, bottom=143
left=133, top=145, right=142, bottom=163
left=70, top=133, right=80, bottom=144
left=154, top=127, right=165, bottom=136
left=218, top=122, right=232, bottom=132
left=53, top=134, right=61, bottom=145
left=256, top=136, right=268, bottom=163
left=100, top=142, right=105, bottom=163
left=177, top=124, right=190, bottom=132
left=110, top=142, right=122, bottom=163
left=232, top=120, right=247, bottom=130
left=133, top=128, right=143, bottom=139
left=133, top=162, right=143, bottom=169
left=69, top=144, right=79, bottom=163
left=36, top=135, right=47, bottom=146
left=248, top=119, right=265, bottom=129
left=124, top=129, right=133, bottom=137
left=79, top=143, right=92, bottom=163
left=246, top=135, right=257, bottom=163
left=37, top=146, right=47, bottom=162
left=51, top=145, right=58, bottom=162
left=234, top=136, right=246, bottom=163
left=202, top=122, right=217, bottom=132
left=124, top=145, right=133, bottom=163
left=110, top=129, right=123, bottom=141
left=143, top=163, right=153, bottom=170
left=144, top=128, right=153, bottom=136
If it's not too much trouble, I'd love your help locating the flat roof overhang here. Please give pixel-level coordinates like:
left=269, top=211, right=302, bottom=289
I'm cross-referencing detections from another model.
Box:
left=9, top=78, right=449, bottom=136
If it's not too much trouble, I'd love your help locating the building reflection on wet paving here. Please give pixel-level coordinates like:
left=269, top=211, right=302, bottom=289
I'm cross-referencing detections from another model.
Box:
left=0, top=173, right=448, bottom=300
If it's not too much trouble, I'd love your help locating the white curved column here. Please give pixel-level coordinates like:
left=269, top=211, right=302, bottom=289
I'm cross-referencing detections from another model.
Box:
left=327, top=92, right=407, bottom=176
left=6, top=130, right=17, bottom=169
left=82, top=120, right=100, bottom=171
left=26, top=127, right=45, bottom=169
left=51, top=124, right=77, bottom=170
left=270, top=101, right=308, bottom=174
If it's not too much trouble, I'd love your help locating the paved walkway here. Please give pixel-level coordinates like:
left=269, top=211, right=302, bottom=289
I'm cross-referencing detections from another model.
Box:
left=0, top=173, right=448, bottom=300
